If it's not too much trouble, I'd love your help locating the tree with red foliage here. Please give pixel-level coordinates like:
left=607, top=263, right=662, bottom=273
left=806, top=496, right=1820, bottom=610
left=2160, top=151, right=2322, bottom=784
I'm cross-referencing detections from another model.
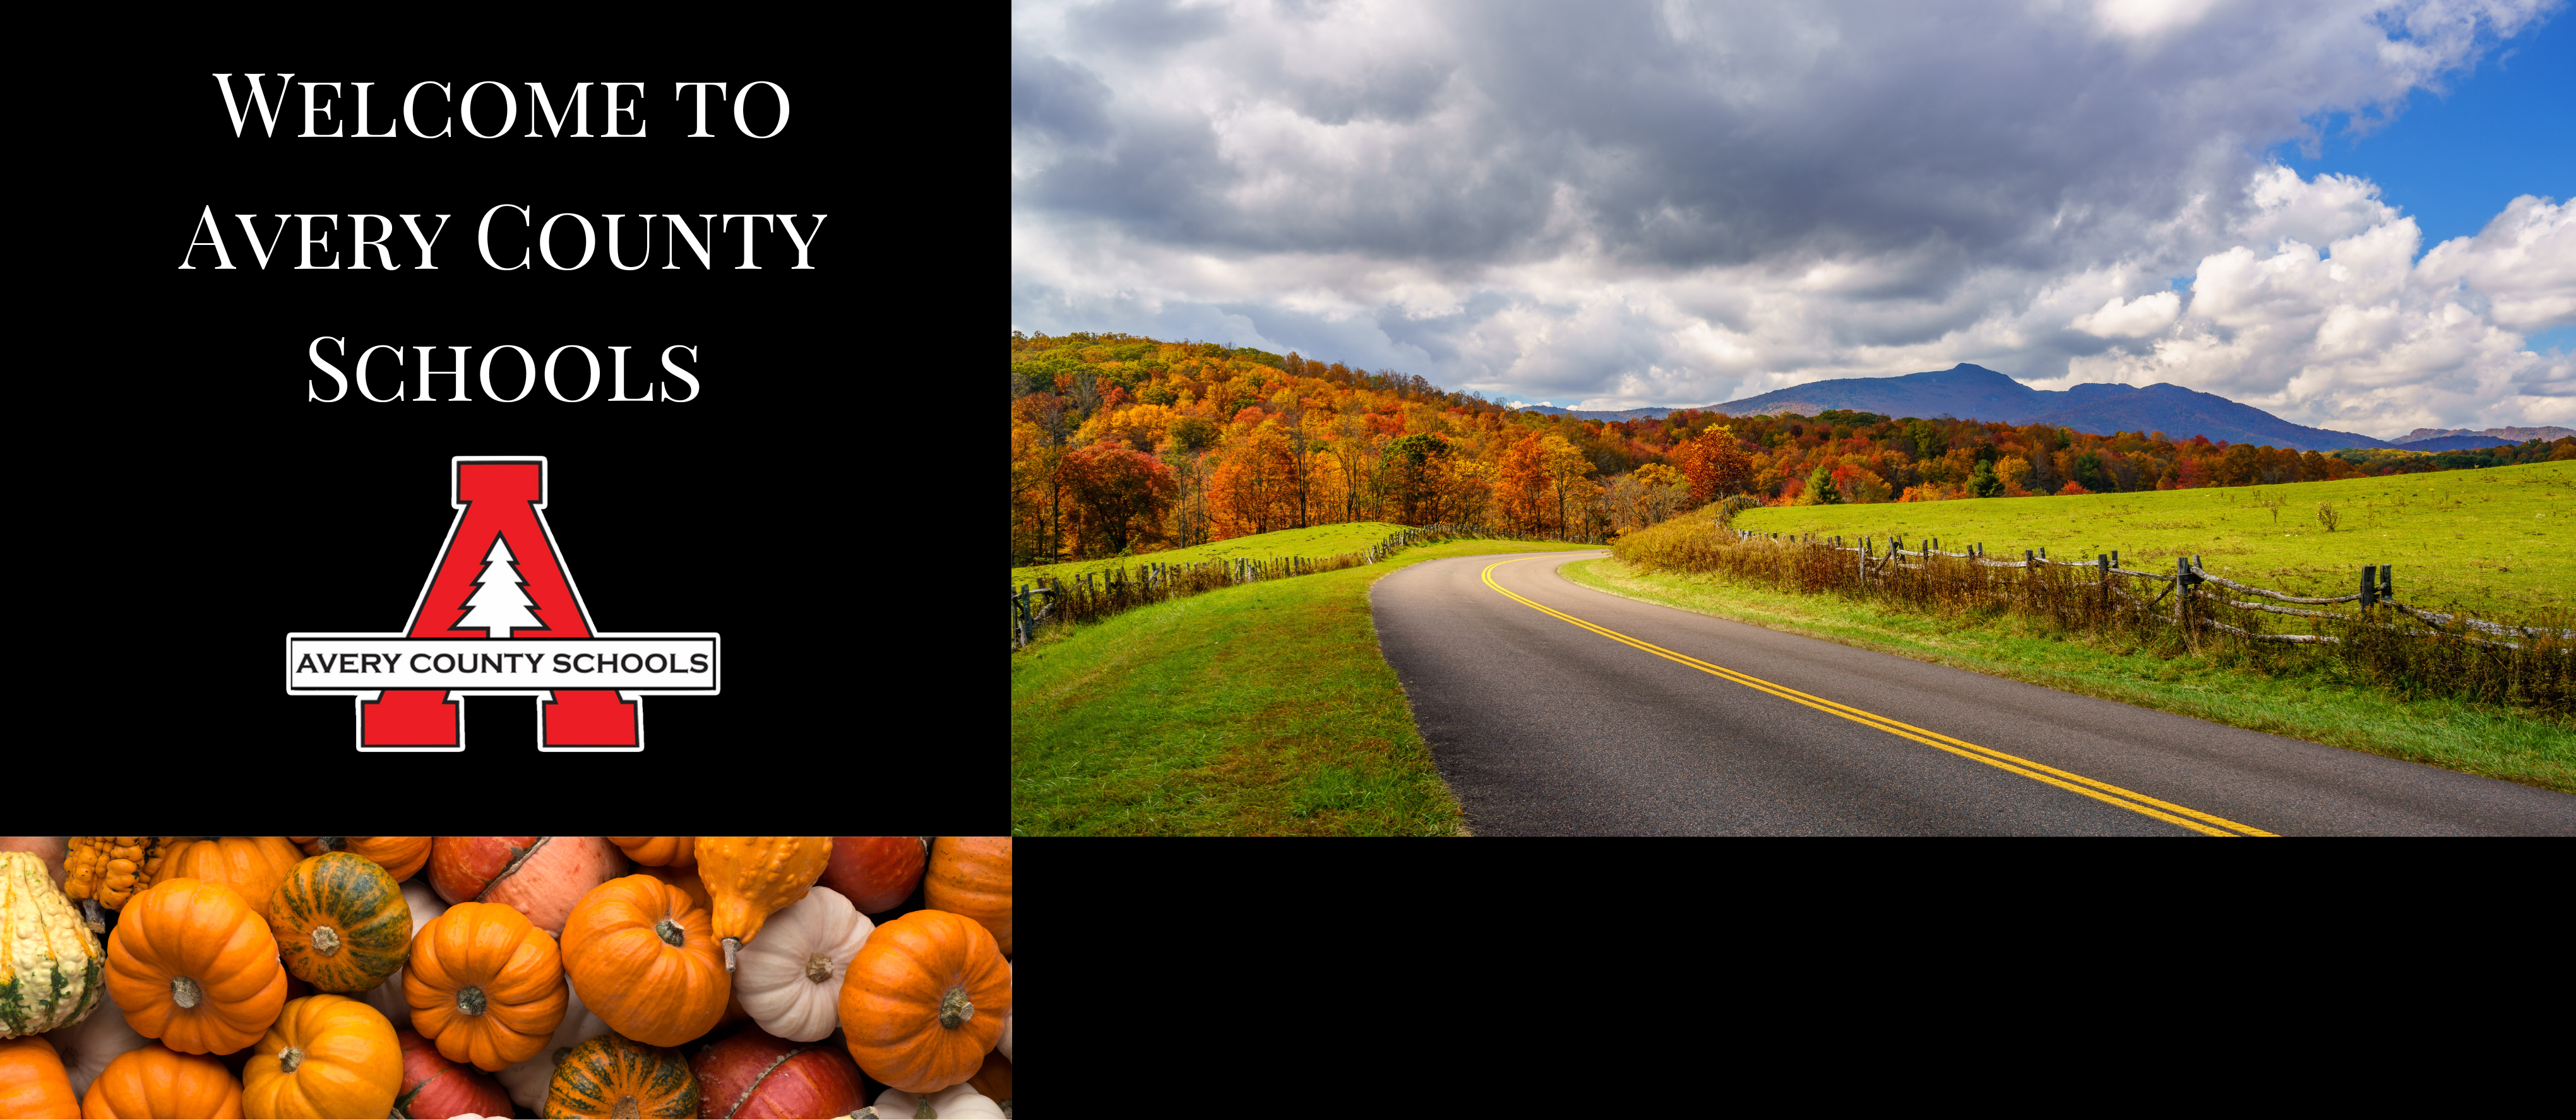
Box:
left=1063, top=443, right=1179, bottom=555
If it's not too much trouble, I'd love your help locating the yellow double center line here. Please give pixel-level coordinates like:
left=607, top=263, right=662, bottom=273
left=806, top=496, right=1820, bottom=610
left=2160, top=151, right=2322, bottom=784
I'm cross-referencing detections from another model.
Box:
left=1481, top=557, right=2277, bottom=837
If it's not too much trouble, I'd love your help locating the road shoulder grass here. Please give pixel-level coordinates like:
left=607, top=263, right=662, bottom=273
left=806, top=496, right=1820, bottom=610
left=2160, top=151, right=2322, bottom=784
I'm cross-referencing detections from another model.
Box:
left=1556, top=557, right=2575, bottom=794
left=1011, top=539, right=1601, bottom=835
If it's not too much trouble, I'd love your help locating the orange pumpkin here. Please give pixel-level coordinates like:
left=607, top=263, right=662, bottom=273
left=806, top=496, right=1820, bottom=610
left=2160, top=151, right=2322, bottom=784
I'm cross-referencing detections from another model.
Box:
left=104, top=879, right=289, bottom=1056
left=558, top=876, right=729, bottom=1047
left=695, top=837, right=832, bottom=972
left=837, top=910, right=1011, bottom=1093
left=604, top=837, right=697, bottom=868
left=0, top=1036, right=80, bottom=1120
left=923, top=838, right=1012, bottom=956
left=241, top=995, right=400, bottom=1120
left=634, top=862, right=712, bottom=914
left=82, top=1043, right=245, bottom=1119
left=286, top=837, right=431, bottom=882
left=403, top=902, right=568, bottom=1071
left=149, top=838, right=302, bottom=931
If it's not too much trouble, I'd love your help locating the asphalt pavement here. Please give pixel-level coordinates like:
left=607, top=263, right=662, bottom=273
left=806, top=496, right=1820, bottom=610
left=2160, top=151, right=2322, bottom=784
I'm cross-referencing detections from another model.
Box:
left=1370, top=551, right=2576, bottom=835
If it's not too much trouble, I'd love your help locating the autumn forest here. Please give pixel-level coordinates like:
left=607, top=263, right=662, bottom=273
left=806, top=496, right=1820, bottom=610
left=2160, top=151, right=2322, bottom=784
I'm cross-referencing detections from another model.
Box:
left=1010, top=331, right=2575, bottom=565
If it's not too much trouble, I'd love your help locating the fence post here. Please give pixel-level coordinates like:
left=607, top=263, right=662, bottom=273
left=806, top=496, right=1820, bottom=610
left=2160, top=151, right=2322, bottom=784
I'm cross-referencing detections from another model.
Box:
left=1014, top=585, right=1027, bottom=648
left=2361, top=564, right=2378, bottom=613
left=2380, top=564, right=2392, bottom=602
left=2175, top=557, right=2193, bottom=648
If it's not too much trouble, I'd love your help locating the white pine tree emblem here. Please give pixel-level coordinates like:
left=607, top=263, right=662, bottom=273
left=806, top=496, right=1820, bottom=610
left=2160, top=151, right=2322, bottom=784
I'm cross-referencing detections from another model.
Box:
left=458, top=534, right=546, bottom=637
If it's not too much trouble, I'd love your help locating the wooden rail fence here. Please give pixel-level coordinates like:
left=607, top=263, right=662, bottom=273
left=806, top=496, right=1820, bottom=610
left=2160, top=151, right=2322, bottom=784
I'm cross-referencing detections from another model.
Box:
left=1013, top=523, right=1603, bottom=646
left=1731, top=528, right=2575, bottom=650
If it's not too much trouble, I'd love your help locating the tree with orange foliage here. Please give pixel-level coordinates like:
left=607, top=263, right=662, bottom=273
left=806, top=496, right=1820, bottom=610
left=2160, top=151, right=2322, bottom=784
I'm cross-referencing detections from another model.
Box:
left=1497, top=431, right=1551, bottom=533
left=1679, top=425, right=1753, bottom=505
left=1208, top=426, right=1301, bottom=537
left=1539, top=434, right=1595, bottom=533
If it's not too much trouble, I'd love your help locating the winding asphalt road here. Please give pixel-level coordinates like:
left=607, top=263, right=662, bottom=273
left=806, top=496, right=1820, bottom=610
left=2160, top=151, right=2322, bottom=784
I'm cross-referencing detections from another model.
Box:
left=1372, top=551, right=2576, bottom=836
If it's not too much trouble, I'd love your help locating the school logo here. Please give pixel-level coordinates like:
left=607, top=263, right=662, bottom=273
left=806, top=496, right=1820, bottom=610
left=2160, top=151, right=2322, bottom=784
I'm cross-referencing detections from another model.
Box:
left=287, top=456, right=720, bottom=751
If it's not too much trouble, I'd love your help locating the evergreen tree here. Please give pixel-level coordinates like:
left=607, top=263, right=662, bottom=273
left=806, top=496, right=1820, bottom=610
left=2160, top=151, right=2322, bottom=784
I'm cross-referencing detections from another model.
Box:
left=458, top=535, right=544, bottom=636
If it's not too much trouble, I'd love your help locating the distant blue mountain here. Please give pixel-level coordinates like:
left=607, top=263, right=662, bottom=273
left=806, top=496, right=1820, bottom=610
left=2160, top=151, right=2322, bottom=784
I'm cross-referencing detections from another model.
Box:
left=2387, top=434, right=2520, bottom=451
left=1512, top=364, right=2398, bottom=451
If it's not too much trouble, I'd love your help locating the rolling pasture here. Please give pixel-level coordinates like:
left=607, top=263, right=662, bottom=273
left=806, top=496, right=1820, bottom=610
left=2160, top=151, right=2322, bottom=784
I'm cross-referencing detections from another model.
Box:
left=1734, top=462, right=2574, bottom=616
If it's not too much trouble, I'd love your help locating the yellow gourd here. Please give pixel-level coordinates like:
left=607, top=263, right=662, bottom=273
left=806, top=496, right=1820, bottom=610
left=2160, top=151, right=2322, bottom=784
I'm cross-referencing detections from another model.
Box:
left=61, top=838, right=172, bottom=932
left=693, top=837, right=831, bottom=972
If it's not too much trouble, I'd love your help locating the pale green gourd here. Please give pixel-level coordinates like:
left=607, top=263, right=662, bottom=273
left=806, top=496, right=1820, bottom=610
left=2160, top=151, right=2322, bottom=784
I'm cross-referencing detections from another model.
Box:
left=0, top=852, right=105, bottom=1037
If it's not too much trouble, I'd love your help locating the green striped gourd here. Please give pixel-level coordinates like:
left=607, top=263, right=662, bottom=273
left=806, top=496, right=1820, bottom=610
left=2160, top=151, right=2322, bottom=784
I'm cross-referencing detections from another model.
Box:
left=271, top=852, right=413, bottom=994
left=1, top=851, right=104, bottom=1036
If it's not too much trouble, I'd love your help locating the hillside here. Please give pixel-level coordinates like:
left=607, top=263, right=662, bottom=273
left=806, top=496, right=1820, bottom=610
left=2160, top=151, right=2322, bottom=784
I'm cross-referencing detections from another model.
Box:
left=1010, top=330, right=2573, bottom=567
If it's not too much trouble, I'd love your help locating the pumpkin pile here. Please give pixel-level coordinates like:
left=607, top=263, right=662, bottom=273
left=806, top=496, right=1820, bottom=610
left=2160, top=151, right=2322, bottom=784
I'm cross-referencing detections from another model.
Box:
left=0, top=838, right=1011, bottom=1120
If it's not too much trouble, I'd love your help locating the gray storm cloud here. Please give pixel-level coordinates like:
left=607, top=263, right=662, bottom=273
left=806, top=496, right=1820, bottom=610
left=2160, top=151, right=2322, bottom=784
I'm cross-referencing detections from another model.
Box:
left=1011, top=0, right=2575, bottom=435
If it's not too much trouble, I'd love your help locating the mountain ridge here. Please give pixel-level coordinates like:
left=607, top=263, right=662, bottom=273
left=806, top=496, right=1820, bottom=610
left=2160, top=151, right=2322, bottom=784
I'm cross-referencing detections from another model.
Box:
left=1515, top=364, right=2400, bottom=451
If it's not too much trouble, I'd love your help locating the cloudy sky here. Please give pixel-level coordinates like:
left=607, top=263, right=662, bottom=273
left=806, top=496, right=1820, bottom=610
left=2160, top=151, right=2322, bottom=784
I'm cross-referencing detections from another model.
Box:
left=1011, top=0, right=2575, bottom=437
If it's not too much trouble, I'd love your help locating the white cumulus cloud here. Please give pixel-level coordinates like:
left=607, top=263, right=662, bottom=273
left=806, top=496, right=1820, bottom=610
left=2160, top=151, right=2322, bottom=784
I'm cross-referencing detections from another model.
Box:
left=1012, top=0, right=2572, bottom=433
left=2072, top=291, right=2186, bottom=338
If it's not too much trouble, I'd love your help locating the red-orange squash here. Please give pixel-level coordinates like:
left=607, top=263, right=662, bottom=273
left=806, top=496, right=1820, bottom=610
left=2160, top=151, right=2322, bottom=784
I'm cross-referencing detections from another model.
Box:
left=818, top=837, right=927, bottom=914
left=394, top=1027, right=513, bottom=1120
left=558, top=876, right=729, bottom=1047
left=104, top=879, right=289, bottom=1056
left=922, top=838, right=1011, bottom=956
left=426, top=838, right=628, bottom=938
left=149, top=838, right=302, bottom=932
left=241, top=994, right=401, bottom=1120
left=688, top=1026, right=865, bottom=1119
left=837, top=910, right=1010, bottom=1093
left=288, top=837, right=431, bottom=883
left=79, top=1042, right=244, bottom=1119
left=0, top=1035, right=79, bottom=1120
left=403, top=902, right=568, bottom=1072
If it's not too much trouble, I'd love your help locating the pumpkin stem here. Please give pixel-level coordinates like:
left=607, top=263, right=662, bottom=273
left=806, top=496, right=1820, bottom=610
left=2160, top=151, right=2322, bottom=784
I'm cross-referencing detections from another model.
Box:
left=656, top=917, right=685, bottom=948
left=457, top=985, right=488, bottom=1017
left=937, top=985, right=974, bottom=1029
left=318, top=837, right=347, bottom=851
left=312, top=924, right=342, bottom=956
left=613, top=1094, right=643, bottom=1119
left=915, top=1096, right=938, bottom=1119
left=171, top=976, right=202, bottom=1009
left=724, top=936, right=740, bottom=973
left=279, top=1046, right=303, bottom=1074
left=805, top=955, right=835, bottom=983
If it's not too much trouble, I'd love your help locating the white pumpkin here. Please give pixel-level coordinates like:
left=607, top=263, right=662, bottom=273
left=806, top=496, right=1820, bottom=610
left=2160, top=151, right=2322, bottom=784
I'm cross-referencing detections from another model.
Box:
left=361, top=878, right=449, bottom=1032
left=40, top=996, right=148, bottom=1099
left=495, top=978, right=612, bottom=1111
left=870, top=1084, right=1008, bottom=1119
left=998, top=959, right=1011, bottom=1061
left=734, top=885, right=874, bottom=1041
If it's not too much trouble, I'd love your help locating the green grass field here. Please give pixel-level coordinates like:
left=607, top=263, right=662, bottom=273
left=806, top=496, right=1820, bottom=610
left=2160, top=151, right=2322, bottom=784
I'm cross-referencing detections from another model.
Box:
left=1011, top=537, right=1600, bottom=835
left=1557, top=557, right=2575, bottom=794
left=1010, top=521, right=1416, bottom=587
left=1732, top=462, right=2575, bottom=616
